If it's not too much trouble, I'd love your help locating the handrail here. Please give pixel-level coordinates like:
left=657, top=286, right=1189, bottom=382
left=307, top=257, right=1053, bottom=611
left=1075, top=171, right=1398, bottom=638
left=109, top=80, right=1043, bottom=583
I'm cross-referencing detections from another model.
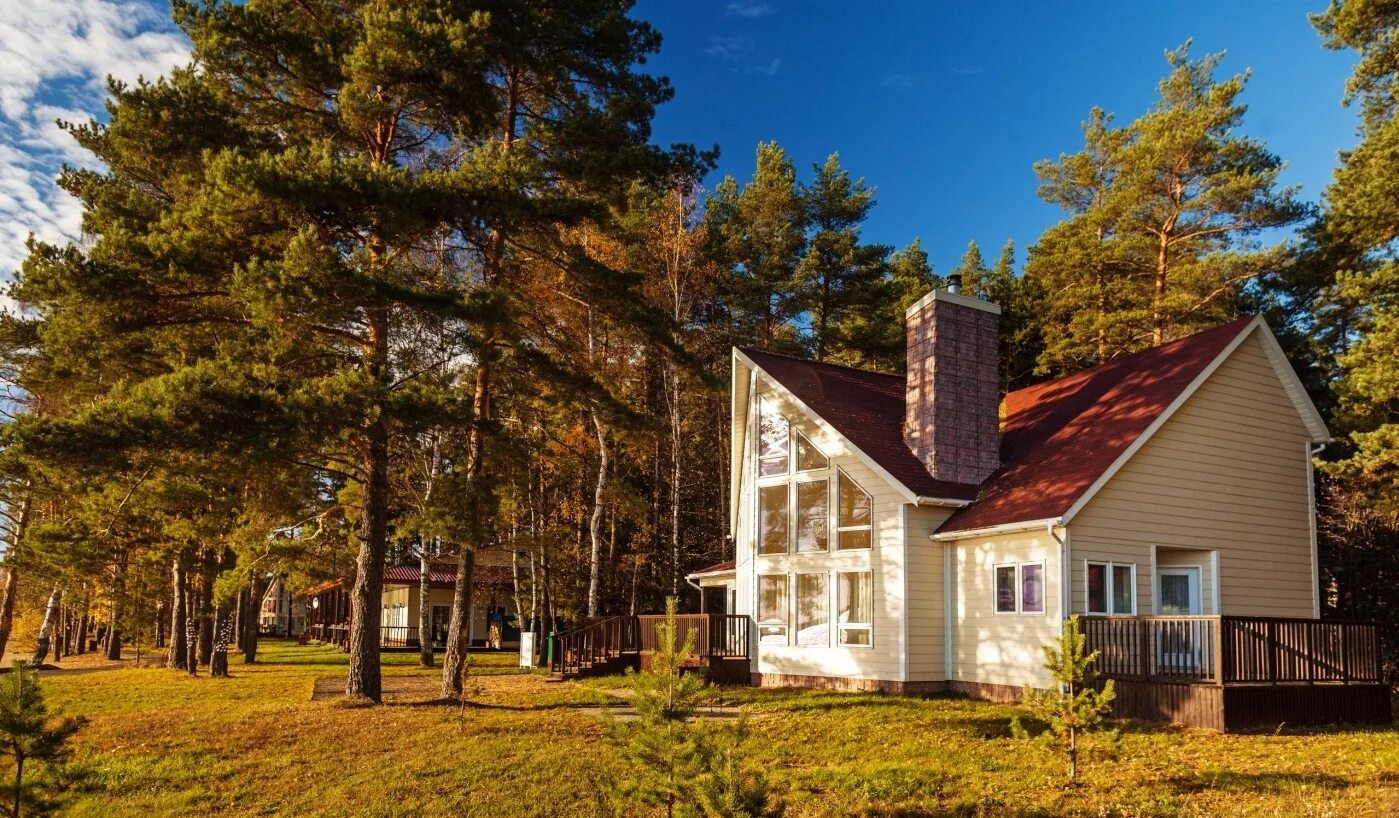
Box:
left=1081, top=615, right=1382, bottom=685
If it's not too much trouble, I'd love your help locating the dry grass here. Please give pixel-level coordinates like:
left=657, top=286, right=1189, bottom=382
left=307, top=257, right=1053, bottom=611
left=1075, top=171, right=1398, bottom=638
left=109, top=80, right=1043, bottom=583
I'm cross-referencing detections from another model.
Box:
left=30, top=641, right=1399, bottom=817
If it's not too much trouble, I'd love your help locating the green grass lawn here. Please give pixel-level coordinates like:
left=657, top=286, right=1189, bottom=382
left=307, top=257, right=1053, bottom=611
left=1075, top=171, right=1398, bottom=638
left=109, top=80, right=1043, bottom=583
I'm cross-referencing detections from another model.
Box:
left=32, top=640, right=1399, bottom=817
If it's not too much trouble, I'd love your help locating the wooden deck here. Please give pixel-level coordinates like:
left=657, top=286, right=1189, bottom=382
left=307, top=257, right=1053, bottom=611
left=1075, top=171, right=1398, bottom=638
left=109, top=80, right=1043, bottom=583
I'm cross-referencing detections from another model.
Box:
left=1083, top=615, right=1391, bottom=730
left=550, top=614, right=751, bottom=682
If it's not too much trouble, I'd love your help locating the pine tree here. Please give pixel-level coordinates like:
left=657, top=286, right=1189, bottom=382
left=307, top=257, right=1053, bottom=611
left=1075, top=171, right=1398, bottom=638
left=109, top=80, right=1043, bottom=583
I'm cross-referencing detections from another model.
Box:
left=1311, top=1, right=1399, bottom=515
left=1027, top=45, right=1307, bottom=374
left=793, top=153, right=889, bottom=365
left=707, top=143, right=807, bottom=352
left=1018, top=616, right=1116, bottom=782
left=0, top=662, right=83, bottom=817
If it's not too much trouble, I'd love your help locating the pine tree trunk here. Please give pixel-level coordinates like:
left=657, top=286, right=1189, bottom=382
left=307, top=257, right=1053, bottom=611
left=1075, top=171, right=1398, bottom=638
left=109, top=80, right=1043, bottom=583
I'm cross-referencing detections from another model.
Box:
left=1152, top=235, right=1169, bottom=347
left=586, top=408, right=608, bottom=617
left=210, top=602, right=232, bottom=678
left=76, top=608, right=89, bottom=655
left=168, top=557, right=187, bottom=670
left=345, top=302, right=390, bottom=702
left=440, top=548, right=475, bottom=699
left=197, top=564, right=213, bottom=666
left=418, top=545, right=433, bottom=668
left=185, top=611, right=198, bottom=675
left=106, top=556, right=125, bottom=661
left=30, top=587, right=61, bottom=665
left=0, top=497, right=30, bottom=659
left=53, top=607, right=64, bottom=661
left=243, top=576, right=264, bottom=664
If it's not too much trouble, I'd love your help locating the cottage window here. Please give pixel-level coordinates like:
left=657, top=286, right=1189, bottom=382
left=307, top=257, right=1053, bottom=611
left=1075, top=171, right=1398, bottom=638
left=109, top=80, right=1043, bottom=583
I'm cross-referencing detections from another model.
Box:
left=759, top=484, right=788, bottom=554
left=796, top=573, right=830, bottom=647
left=1086, top=561, right=1135, bottom=615
left=757, top=575, right=789, bottom=645
left=836, top=471, right=872, bottom=550
left=995, top=562, right=1045, bottom=615
left=837, top=571, right=873, bottom=646
left=795, top=431, right=829, bottom=471
left=795, top=480, right=829, bottom=553
left=758, top=399, right=790, bottom=477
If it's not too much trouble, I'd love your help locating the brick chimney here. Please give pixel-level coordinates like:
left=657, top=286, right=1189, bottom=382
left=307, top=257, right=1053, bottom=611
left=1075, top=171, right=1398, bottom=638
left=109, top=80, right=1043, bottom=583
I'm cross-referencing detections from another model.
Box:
left=903, top=274, right=1001, bottom=486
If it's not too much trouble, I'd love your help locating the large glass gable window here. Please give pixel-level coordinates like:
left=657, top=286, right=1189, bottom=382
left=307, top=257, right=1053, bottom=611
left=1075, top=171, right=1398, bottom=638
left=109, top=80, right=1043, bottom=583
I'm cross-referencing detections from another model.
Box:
left=758, top=399, right=790, bottom=477
left=837, top=471, right=872, bottom=550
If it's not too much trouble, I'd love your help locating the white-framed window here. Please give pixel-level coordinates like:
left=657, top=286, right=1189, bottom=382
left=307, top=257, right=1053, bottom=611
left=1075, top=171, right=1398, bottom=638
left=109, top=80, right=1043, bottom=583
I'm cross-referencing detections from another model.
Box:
left=758, top=399, right=790, bottom=477
left=837, top=571, right=873, bottom=647
left=757, top=575, right=788, bottom=645
left=1086, top=561, right=1136, bottom=615
left=795, top=479, right=828, bottom=553
left=836, top=470, right=872, bottom=550
left=994, top=561, right=1046, bottom=615
left=796, top=573, right=830, bottom=647
left=759, top=484, right=788, bottom=554
left=795, top=430, right=829, bottom=471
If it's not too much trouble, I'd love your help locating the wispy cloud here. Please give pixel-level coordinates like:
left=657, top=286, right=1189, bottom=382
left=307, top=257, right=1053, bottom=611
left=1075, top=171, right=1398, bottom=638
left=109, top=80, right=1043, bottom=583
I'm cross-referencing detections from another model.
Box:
left=726, top=1, right=776, bottom=18
left=952, top=66, right=986, bottom=76
left=745, top=58, right=781, bottom=77
left=705, top=34, right=754, bottom=61
left=0, top=0, right=189, bottom=276
left=883, top=73, right=915, bottom=89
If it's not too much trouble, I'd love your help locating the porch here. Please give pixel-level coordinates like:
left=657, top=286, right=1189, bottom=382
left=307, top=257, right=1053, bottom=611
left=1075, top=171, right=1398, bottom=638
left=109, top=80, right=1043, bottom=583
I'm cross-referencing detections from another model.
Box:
left=550, top=613, right=751, bottom=683
left=1082, top=615, right=1391, bottom=730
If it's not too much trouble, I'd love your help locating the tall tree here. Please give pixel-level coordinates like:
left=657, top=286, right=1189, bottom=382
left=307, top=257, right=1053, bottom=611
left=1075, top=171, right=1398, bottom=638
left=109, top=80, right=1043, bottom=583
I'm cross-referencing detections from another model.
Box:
left=1312, top=1, right=1399, bottom=514
left=707, top=143, right=806, bottom=352
left=793, top=153, right=889, bottom=364
left=1028, top=46, right=1307, bottom=374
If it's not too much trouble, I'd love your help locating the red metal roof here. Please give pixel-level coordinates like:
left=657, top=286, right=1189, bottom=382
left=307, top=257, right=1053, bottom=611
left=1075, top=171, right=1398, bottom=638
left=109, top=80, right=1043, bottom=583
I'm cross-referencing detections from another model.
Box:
left=688, top=559, right=736, bottom=576
left=938, top=317, right=1254, bottom=533
left=742, top=317, right=1257, bottom=535
left=739, top=348, right=980, bottom=502
left=382, top=564, right=514, bottom=588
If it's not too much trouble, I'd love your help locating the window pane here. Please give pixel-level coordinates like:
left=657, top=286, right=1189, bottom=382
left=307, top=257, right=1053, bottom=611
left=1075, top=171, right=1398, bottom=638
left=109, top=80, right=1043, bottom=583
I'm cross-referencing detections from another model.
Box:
left=1087, top=563, right=1107, bottom=614
left=1112, top=565, right=1133, bottom=614
left=839, top=627, right=871, bottom=646
left=838, top=572, right=872, bottom=625
left=796, top=431, right=829, bottom=471
left=995, top=566, right=1017, bottom=613
left=1021, top=564, right=1045, bottom=613
left=838, top=472, right=870, bottom=526
left=758, top=575, right=787, bottom=644
left=759, top=400, right=790, bottom=477
left=795, top=480, right=828, bottom=552
left=837, top=528, right=871, bottom=551
left=797, top=573, right=829, bottom=647
left=759, top=485, right=788, bottom=554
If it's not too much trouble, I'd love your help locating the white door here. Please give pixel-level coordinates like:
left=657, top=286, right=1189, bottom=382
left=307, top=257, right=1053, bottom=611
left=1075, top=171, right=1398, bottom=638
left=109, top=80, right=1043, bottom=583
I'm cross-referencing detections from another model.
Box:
left=1157, top=567, right=1203, bottom=674
left=1158, top=568, right=1201, bottom=615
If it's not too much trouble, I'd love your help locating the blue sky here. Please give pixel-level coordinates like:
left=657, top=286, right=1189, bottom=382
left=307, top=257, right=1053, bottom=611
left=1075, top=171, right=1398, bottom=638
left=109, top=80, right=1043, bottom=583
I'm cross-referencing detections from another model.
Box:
left=0, top=1, right=1359, bottom=277
left=636, top=0, right=1359, bottom=271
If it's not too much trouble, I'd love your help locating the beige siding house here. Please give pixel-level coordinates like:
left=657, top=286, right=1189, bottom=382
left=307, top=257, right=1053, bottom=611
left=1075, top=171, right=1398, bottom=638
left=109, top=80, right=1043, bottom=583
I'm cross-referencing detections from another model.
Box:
left=692, top=278, right=1342, bottom=704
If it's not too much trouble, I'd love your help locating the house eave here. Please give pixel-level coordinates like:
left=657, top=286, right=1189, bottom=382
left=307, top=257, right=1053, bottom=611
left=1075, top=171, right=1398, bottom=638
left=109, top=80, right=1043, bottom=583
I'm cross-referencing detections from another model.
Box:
left=931, top=517, right=1063, bottom=541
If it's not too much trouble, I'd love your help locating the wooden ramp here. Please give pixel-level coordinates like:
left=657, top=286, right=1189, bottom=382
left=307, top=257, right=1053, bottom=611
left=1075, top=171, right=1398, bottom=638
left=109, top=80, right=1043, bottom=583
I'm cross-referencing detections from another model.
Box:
left=550, top=614, right=751, bottom=683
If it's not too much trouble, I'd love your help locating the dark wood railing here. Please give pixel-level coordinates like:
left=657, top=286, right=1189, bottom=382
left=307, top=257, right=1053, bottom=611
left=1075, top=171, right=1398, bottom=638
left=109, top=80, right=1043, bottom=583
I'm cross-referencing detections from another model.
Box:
left=551, top=614, right=752, bottom=678
left=1082, top=615, right=1383, bottom=685
left=637, top=614, right=750, bottom=659
left=551, top=615, right=640, bottom=678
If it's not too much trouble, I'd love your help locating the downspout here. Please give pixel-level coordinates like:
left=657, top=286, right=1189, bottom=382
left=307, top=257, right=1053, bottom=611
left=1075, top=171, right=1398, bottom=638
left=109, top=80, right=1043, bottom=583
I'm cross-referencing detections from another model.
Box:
left=1307, top=440, right=1331, bottom=620
left=1047, top=520, right=1069, bottom=623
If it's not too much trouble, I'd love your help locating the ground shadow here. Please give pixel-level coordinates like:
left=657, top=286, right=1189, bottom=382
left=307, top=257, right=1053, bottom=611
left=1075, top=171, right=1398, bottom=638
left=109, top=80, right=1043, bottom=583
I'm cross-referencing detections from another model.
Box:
left=1166, top=771, right=1349, bottom=794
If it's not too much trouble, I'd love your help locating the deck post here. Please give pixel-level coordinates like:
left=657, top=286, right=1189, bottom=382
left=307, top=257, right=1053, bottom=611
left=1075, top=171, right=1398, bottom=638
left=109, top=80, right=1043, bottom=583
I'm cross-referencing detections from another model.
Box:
left=1266, top=619, right=1278, bottom=685
left=1213, top=618, right=1224, bottom=686
left=1139, top=618, right=1152, bottom=681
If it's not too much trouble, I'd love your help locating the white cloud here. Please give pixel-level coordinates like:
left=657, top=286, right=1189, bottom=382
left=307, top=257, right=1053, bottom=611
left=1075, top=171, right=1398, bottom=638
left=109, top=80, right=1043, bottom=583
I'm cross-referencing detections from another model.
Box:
left=0, top=0, right=189, bottom=276
left=884, top=73, right=915, bottom=89
left=745, top=58, right=780, bottom=78
left=725, top=1, right=775, bottom=18
left=705, top=34, right=754, bottom=62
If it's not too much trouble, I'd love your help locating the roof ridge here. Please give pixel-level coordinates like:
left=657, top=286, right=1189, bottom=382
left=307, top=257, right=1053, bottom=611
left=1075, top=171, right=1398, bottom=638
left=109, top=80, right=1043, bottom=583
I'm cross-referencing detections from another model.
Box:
left=738, top=346, right=902, bottom=379
left=1004, top=315, right=1255, bottom=401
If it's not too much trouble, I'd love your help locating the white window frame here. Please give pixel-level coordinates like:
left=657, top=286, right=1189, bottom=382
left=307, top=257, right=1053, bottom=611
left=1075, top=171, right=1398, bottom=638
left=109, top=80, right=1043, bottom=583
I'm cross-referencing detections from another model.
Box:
left=794, top=429, right=829, bottom=472
left=757, top=483, right=790, bottom=555
left=835, top=467, right=873, bottom=551
left=795, top=572, right=831, bottom=648
left=756, top=574, right=789, bottom=646
left=757, top=397, right=791, bottom=478
left=1085, top=560, right=1137, bottom=616
left=836, top=570, right=874, bottom=649
left=993, top=561, right=1047, bottom=615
